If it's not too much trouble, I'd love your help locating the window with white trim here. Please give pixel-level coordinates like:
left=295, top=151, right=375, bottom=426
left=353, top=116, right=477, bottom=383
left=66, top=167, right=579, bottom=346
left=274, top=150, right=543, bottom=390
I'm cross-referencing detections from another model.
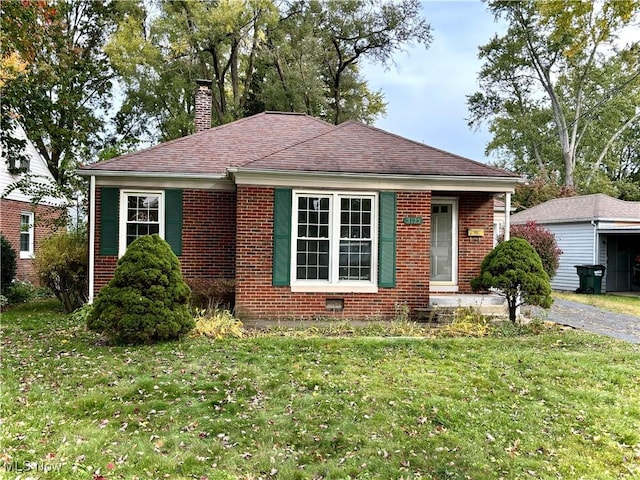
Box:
left=119, top=191, right=164, bottom=255
left=19, top=212, right=34, bottom=259
left=292, top=191, right=377, bottom=290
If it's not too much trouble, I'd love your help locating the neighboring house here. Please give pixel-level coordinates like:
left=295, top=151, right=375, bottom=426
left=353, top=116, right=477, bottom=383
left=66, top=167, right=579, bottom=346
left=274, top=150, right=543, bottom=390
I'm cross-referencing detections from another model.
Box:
left=78, top=83, right=520, bottom=320
left=511, top=194, right=640, bottom=292
left=1, top=124, right=61, bottom=283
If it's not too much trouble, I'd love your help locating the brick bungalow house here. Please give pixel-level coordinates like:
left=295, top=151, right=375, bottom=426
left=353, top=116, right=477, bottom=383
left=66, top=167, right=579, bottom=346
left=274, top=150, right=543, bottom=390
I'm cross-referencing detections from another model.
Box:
left=78, top=83, right=519, bottom=320
left=1, top=124, right=61, bottom=283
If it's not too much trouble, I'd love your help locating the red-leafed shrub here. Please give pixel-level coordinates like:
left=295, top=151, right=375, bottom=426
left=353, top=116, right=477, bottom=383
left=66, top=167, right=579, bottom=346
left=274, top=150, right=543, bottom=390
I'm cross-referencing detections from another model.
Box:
left=507, top=221, right=562, bottom=279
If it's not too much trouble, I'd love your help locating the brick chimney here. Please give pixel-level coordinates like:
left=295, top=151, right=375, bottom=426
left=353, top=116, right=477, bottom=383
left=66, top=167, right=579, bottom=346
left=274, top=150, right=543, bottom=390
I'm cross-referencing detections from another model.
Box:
left=194, top=79, right=212, bottom=133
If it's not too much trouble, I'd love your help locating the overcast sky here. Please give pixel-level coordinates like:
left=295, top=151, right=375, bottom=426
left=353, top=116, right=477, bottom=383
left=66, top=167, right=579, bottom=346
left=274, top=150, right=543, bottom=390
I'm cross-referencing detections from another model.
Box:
left=361, top=1, right=507, bottom=164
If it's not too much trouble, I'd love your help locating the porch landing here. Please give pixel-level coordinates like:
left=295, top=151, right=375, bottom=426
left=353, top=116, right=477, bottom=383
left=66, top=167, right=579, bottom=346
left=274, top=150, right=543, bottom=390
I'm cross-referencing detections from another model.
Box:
left=414, top=294, right=507, bottom=322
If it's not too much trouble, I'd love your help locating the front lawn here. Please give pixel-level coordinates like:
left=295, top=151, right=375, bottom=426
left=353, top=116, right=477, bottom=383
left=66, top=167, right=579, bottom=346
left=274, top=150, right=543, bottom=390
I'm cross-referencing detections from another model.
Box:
left=1, top=300, right=639, bottom=479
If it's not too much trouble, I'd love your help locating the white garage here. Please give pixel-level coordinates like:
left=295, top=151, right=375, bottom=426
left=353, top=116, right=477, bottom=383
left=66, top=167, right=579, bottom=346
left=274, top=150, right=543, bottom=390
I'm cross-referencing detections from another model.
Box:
left=511, top=194, right=640, bottom=293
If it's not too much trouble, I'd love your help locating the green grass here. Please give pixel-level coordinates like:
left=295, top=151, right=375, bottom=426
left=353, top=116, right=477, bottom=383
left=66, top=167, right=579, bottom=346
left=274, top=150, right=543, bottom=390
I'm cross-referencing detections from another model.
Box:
left=555, top=292, right=640, bottom=317
left=1, top=300, right=639, bottom=479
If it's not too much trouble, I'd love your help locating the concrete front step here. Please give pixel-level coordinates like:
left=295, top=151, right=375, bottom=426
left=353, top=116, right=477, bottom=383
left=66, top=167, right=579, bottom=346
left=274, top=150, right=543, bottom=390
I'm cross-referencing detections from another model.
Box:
left=413, top=294, right=507, bottom=322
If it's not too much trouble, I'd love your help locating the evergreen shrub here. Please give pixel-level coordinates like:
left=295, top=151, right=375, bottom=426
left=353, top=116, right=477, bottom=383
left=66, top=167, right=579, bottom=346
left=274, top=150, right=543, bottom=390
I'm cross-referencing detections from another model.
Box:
left=1, top=234, right=17, bottom=294
left=6, top=280, right=35, bottom=305
left=87, top=234, right=193, bottom=344
left=472, top=238, right=553, bottom=323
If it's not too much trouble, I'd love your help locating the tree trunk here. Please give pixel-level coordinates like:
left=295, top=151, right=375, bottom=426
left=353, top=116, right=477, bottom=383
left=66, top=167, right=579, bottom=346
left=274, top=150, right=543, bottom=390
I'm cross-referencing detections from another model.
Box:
left=507, top=296, right=518, bottom=324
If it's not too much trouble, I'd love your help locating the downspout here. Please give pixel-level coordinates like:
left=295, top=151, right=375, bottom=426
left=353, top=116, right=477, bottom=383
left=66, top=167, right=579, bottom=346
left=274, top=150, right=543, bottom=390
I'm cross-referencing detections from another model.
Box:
left=88, top=175, right=96, bottom=303
left=505, top=192, right=515, bottom=316
left=504, top=192, right=511, bottom=241
left=591, top=220, right=598, bottom=264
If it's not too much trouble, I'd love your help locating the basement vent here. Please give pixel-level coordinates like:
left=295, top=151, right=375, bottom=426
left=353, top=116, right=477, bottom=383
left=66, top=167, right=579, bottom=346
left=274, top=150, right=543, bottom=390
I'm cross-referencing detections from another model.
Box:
left=326, top=298, right=344, bottom=312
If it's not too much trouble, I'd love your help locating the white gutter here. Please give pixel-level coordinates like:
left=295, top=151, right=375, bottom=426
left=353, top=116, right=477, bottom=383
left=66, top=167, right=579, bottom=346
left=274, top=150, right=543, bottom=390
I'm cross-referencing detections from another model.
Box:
left=228, top=168, right=519, bottom=192
left=76, top=170, right=228, bottom=180
left=76, top=170, right=234, bottom=191
left=591, top=220, right=598, bottom=264
left=88, top=175, right=96, bottom=303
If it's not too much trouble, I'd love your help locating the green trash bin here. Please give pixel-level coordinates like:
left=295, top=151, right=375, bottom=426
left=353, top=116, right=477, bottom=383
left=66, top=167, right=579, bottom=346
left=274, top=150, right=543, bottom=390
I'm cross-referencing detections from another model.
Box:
left=575, top=265, right=605, bottom=294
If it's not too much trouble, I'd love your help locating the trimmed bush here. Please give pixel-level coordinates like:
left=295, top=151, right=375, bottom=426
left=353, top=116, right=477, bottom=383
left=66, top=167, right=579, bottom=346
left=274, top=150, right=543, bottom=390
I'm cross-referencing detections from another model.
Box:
left=472, top=238, right=552, bottom=323
left=34, top=228, right=88, bottom=313
left=1, top=234, right=17, bottom=294
left=5, top=280, right=35, bottom=305
left=188, top=278, right=235, bottom=311
left=87, top=234, right=193, bottom=344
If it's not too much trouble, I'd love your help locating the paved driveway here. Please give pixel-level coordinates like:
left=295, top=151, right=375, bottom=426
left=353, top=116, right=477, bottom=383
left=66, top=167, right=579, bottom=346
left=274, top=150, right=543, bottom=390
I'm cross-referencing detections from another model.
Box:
left=532, top=298, right=640, bottom=344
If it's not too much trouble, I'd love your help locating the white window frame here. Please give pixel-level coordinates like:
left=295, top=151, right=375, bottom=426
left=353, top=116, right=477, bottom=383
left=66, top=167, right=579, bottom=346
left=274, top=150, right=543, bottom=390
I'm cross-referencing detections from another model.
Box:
left=430, top=197, right=458, bottom=292
left=19, top=211, right=34, bottom=259
left=119, top=190, right=165, bottom=256
left=291, top=190, right=378, bottom=293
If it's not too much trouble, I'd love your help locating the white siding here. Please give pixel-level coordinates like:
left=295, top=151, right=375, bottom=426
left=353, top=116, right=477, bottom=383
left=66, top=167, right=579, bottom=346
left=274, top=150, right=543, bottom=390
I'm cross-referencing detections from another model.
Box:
left=0, top=124, right=60, bottom=206
left=547, top=223, right=596, bottom=291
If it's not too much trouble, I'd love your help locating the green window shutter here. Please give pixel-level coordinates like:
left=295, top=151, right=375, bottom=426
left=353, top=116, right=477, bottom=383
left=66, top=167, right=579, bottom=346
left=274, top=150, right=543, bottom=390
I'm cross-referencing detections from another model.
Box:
left=100, top=187, right=119, bottom=255
left=378, top=192, right=397, bottom=288
left=273, top=188, right=292, bottom=286
left=165, top=189, right=183, bottom=256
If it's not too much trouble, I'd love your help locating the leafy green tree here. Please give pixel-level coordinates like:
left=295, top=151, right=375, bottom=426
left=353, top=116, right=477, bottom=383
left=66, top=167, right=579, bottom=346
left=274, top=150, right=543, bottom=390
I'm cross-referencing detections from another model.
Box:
left=107, top=0, right=431, bottom=144
left=1, top=0, right=123, bottom=189
left=87, top=234, right=193, bottom=345
left=107, top=0, right=276, bottom=141
left=468, top=0, right=640, bottom=191
left=288, top=0, right=431, bottom=124
left=472, top=238, right=553, bottom=323
left=512, top=178, right=576, bottom=211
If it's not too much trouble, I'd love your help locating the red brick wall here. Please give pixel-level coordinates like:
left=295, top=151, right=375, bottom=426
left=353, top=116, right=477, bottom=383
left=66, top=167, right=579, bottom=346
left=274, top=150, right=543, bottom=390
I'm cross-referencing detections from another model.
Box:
left=181, top=190, right=236, bottom=279
left=91, top=185, right=495, bottom=318
left=457, top=192, right=495, bottom=292
left=235, top=187, right=435, bottom=320
left=0, top=198, right=60, bottom=283
left=234, top=187, right=496, bottom=320
left=92, top=187, right=236, bottom=297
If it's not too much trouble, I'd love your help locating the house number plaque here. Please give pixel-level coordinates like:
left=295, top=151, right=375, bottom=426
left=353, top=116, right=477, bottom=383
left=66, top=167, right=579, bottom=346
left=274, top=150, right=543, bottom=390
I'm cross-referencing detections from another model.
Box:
left=403, top=216, right=423, bottom=225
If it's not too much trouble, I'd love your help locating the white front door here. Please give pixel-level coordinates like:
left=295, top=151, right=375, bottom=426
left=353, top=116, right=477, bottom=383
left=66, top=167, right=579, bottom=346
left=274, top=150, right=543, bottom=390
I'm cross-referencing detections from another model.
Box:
left=431, top=199, right=457, bottom=285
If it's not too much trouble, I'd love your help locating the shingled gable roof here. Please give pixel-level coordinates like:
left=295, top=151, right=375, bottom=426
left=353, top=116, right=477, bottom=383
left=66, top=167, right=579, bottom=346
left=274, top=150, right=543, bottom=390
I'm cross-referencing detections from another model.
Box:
left=81, top=112, right=333, bottom=176
left=80, top=111, right=517, bottom=179
left=240, top=120, right=517, bottom=177
left=511, top=194, right=640, bottom=224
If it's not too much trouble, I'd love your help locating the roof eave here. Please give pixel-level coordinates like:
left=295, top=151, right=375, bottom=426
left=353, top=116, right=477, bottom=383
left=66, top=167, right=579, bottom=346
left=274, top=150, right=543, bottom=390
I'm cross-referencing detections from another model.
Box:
left=77, top=169, right=234, bottom=190
left=512, top=217, right=640, bottom=225
left=77, top=169, right=227, bottom=179
left=229, top=168, right=520, bottom=193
